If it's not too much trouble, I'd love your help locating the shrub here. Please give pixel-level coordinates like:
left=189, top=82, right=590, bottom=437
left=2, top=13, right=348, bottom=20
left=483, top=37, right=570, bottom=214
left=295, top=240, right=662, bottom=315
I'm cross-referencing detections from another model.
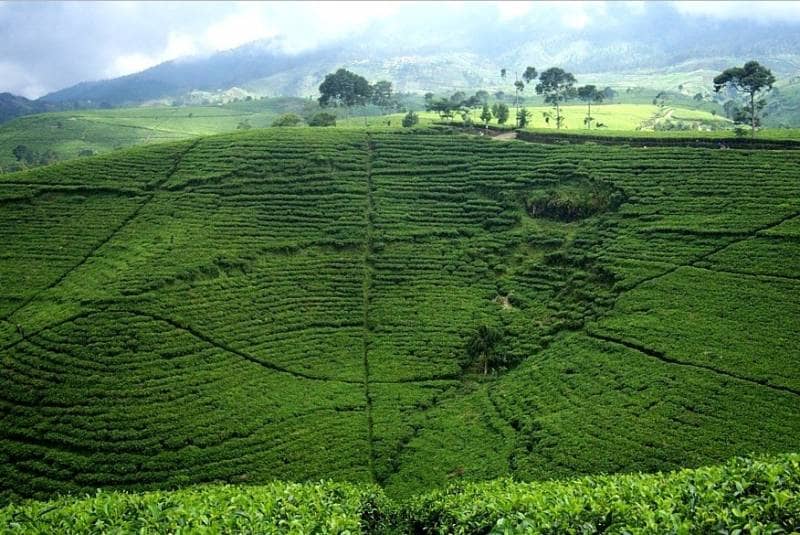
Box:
left=271, top=113, right=304, bottom=127
left=307, top=112, right=337, bottom=127
left=402, top=111, right=419, bottom=128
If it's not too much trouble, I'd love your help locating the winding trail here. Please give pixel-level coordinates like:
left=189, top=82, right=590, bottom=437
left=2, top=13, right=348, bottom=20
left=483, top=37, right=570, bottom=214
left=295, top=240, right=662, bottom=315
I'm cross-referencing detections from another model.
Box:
left=585, top=330, right=800, bottom=398
left=1, top=139, right=200, bottom=323
left=362, top=134, right=377, bottom=482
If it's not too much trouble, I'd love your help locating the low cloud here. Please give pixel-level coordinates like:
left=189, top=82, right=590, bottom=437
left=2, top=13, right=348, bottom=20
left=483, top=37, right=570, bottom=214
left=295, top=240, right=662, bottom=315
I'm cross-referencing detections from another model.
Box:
left=1, top=1, right=800, bottom=98
left=673, top=1, right=800, bottom=23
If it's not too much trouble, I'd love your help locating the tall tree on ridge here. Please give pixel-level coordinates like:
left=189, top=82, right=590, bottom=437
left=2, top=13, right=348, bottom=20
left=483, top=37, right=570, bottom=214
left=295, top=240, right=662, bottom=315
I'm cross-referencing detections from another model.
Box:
left=577, top=85, right=604, bottom=129
left=536, top=67, right=577, bottom=130
left=713, top=61, right=775, bottom=137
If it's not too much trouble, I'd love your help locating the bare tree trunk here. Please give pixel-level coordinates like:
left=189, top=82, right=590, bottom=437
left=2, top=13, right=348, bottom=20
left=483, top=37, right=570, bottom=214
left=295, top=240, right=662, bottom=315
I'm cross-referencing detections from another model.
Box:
left=751, top=92, right=756, bottom=137
left=483, top=354, right=488, bottom=375
left=588, top=102, right=591, bottom=129
left=514, top=72, right=520, bottom=128
left=556, top=102, right=561, bottom=130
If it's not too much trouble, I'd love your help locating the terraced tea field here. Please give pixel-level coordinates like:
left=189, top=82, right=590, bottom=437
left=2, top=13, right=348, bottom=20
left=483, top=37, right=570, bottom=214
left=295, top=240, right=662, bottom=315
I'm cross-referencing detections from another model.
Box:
left=1, top=128, right=799, bottom=503
left=0, top=98, right=313, bottom=170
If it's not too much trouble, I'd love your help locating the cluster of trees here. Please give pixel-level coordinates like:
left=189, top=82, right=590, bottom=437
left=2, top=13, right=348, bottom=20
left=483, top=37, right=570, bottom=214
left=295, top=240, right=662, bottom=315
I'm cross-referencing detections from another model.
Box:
left=271, top=112, right=337, bottom=127
left=308, top=60, right=775, bottom=135
left=317, top=68, right=401, bottom=118
left=492, top=66, right=612, bottom=129
left=424, top=90, right=491, bottom=123
left=422, top=67, right=614, bottom=130
left=11, top=145, right=60, bottom=167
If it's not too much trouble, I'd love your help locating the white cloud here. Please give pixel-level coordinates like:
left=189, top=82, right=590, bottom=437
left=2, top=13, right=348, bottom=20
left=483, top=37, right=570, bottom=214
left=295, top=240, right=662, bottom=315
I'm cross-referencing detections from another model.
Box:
left=0, top=61, right=47, bottom=97
left=494, top=1, right=607, bottom=29
left=206, top=6, right=277, bottom=51
left=673, top=1, right=800, bottom=22
left=561, top=8, right=590, bottom=30
left=496, top=1, right=532, bottom=21
left=105, top=32, right=199, bottom=78
left=622, top=1, right=646, bottom=16
left=164, top=32, right=198, bottom=59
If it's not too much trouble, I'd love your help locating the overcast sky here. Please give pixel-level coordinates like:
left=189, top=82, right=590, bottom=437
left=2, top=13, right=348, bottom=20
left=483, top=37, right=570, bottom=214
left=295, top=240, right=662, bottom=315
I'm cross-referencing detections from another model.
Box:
left=2, top=0, right=800, bottom=99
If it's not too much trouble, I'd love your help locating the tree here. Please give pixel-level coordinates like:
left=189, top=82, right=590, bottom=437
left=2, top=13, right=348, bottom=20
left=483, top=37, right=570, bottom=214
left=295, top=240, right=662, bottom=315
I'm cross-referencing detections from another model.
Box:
left=513, top=79, right=525, bottom=126
left=492, top=103, right=510, bottom=125
left=12, top=144, right=35, bottom=165
left=653, top=91, right=668, bottom=109
left=577, top=85, right=604, bottom=129
left=236, top=119, right=252, bottom=130
left=480, top=104, right=493, bottom=127
left=307, top=112, right=337, bottom=126
left=500, top=68, right=507, bottom=80
left=535, top=67, right=577, bottom=129
left=318, top=68, right=372, bottom=117
left=467, top=324, right=502, bottom=375
left=713, top=60, right=775, bottom=136
left=602, top=86, right=616, bottom=100
left=38, top=149, right=59, bottom=165
left=522, top=66, right=538, bottom=84
left=371, top=80, right=396, bottom=114
left=474, top=90, right=489, bottom=105
left=401, top=111, right=419, bottom=127
left=449, top=91, right=467, bottom=106
left=426, top=98, right=455, bottom=122
left=517, top=107, right=531, bottom=128
left=272, top=113, right=304, bottom=127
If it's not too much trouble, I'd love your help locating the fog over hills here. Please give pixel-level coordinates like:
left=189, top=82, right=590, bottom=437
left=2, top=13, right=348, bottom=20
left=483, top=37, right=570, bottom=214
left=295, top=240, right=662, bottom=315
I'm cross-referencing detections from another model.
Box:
left=35, top=2, right=800, bottom=105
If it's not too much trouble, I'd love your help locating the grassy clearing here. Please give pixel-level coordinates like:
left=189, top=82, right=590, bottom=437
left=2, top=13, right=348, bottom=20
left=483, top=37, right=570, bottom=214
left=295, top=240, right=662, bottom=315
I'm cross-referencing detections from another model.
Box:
left=0, top=129, right=798, bottom=506
left=396, top=103, right=729, bottom=131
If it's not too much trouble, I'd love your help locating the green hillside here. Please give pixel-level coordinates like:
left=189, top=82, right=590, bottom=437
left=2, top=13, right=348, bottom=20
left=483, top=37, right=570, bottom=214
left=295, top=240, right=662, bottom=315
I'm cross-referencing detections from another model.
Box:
left=0, top=100, right=744, bottom=173
left=2, top=454, right=798, bottom=533
left=371, top=104, right=730, bottom=132
left=0, top=98, right=315, bottom=171
left=1, top=129, right=799, bottom=506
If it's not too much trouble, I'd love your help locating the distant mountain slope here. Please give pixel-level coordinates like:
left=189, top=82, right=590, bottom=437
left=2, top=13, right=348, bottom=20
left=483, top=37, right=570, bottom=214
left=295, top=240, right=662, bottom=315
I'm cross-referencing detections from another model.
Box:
left=0, top=93, right=54, bottom=123
left=40, top=42, right=335, bottom=105
left=37, top=4, right=800, bottom=106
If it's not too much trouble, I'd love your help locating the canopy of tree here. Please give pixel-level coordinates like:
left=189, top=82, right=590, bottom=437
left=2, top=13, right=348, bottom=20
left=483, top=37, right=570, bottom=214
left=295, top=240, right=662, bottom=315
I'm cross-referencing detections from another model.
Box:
left=713, top=61, right=775, bottom=136
left=318, top=69, right=372, bottom=108
left=271, top=113, right=303, bottom=127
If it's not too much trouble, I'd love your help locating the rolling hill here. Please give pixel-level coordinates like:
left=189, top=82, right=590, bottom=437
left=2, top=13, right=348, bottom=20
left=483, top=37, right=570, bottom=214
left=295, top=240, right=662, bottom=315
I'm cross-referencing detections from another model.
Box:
left=0, top=97, right=316, bottom=171
left=0, top=100, right=739, bottom=172
left=1, top=128, right=799, bottom=507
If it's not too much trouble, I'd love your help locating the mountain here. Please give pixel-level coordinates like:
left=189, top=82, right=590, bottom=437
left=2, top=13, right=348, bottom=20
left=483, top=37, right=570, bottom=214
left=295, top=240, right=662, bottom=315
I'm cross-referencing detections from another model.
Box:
left=0, top=93, right=55, bottom=123
left=37, top=3, right=800, bottom=106
left=39, top=41, right=335, bottom=106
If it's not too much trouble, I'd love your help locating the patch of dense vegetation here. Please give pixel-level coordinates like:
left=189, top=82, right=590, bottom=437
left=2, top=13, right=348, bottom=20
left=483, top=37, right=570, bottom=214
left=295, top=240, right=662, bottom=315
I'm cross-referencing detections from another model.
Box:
left=0, top=128, right=798, bottom=506
left=1, top=454, right=798, bottom=533
left=525, top=174, right=625, bottom=221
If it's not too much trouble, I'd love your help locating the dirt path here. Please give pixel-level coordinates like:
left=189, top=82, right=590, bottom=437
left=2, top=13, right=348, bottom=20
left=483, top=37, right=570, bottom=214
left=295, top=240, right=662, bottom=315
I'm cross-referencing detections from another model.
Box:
left=491, top=131, right=518, bottom=141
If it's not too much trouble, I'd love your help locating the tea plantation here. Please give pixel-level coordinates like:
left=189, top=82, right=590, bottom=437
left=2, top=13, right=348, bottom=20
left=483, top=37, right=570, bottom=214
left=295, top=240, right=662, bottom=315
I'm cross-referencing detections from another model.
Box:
left=1, top=454, right=798, bottom=533
left=1, top=128, right=799, bottom=526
